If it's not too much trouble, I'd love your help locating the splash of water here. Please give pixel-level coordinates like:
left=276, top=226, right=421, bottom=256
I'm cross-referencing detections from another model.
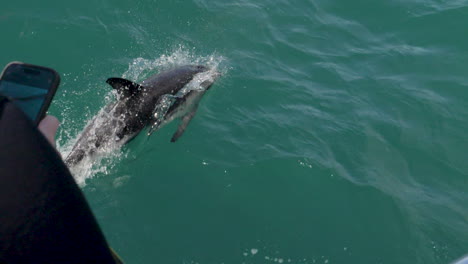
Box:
left=148, top=94, right=175, bottom=134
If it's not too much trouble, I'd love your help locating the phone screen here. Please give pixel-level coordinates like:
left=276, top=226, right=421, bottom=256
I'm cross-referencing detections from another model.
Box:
left=0, top=63, right=57, bottom=122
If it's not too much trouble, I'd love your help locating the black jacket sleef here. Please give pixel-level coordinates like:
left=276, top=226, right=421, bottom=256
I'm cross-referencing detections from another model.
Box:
left=0, top=97, right=118, bottom=263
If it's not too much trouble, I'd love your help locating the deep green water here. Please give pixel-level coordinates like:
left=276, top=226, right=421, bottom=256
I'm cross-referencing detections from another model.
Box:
left=1, top=0, right=468, bottom=263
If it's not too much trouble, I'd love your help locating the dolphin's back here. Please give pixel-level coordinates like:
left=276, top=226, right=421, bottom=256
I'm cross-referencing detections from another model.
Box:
left=141, top=65, right=208, bottom=94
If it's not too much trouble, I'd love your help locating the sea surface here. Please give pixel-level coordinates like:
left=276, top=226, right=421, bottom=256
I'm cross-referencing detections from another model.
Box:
left=1, top=0, right=467, bottom=263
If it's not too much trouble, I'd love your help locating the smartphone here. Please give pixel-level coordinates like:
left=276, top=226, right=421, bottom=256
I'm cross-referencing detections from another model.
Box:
left=0, top=62, right=60, bottom=125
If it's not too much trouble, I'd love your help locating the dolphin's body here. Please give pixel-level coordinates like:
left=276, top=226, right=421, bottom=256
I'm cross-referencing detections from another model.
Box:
left=65, top=65, right=215, bottom=166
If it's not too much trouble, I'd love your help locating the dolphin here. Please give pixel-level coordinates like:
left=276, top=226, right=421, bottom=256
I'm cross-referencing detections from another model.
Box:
left=65, top=65, right=216, bottom=166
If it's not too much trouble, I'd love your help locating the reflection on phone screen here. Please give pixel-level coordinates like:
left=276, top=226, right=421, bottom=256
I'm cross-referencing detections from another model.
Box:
left=0, top=81, right=47, bottom=120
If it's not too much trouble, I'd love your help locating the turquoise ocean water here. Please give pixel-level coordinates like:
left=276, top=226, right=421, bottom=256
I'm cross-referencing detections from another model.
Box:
left=1, top=0, right=467, bottom=263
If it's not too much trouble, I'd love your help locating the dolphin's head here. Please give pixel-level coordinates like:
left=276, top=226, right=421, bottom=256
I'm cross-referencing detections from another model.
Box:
left=141, top=64, right=208, bottom=89
left=201, top=79, right=215, bottom=90
left=196, top=67, right=221, bottom=91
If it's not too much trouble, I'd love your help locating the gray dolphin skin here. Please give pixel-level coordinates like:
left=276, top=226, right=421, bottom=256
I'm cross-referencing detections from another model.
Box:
left=65, top=65, right=216, bottom=166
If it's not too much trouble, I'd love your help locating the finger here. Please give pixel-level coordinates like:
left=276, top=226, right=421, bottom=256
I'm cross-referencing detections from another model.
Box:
left=38, top=115, right=60, bottom=147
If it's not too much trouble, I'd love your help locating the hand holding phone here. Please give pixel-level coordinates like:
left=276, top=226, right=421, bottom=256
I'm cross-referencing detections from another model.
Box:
left=0, top=62, right=60, bottom=125
left=38, top=115, right=60, bottom=147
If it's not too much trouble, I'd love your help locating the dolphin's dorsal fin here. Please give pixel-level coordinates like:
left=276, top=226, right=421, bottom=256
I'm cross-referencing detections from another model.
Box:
left=106, top=78, right=143, bottom=97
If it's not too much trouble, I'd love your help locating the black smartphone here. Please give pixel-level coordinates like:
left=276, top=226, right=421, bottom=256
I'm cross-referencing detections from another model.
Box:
left=0, top=62, right=60, bottom=125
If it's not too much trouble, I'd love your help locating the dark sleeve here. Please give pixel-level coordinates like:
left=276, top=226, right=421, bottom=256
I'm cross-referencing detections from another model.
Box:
left=0, top=98, right=117, bottom=263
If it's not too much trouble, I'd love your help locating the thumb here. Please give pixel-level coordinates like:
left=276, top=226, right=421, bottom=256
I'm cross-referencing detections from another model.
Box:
left=38, top=115, right=60, bottom=147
